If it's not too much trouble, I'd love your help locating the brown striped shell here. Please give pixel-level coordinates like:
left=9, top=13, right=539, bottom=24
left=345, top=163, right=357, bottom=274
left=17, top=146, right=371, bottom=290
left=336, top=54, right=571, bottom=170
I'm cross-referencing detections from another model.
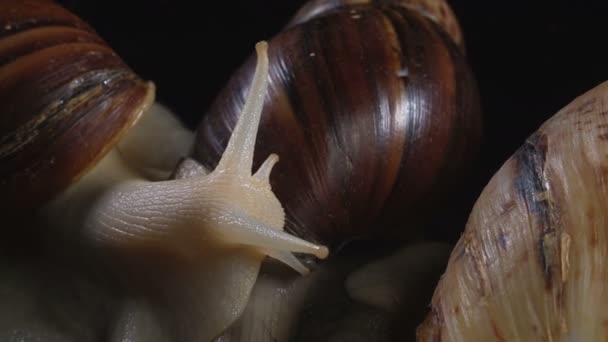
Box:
left=417, top=81, right=608, bottom=340
left=0, top=0, right=154, bottom=212
left=287, top=0, right=465, bottom=52
left=194, top=0, right=481, bottom=248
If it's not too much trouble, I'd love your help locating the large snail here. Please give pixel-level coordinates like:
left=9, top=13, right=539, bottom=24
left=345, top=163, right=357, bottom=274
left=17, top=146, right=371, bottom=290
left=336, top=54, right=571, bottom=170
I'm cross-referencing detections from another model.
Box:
left=0, top=0, right=329, bottom=340
left=195, top=0, right=482, bottom=249
left=417, top=81, right=608, bottom=340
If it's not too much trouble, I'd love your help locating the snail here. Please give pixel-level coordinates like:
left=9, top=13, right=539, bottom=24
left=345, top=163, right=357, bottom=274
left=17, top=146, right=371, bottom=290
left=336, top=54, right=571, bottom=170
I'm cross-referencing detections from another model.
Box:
left=194, top=0, right=482, bottom=249
left=0, top=0, right=329, bottom=340
left=417, top=81, right=608, bottom=340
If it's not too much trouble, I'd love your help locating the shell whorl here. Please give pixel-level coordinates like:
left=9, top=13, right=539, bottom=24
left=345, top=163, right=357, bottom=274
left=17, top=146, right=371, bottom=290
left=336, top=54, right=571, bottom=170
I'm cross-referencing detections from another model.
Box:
left=0, top=0, right=154, bottom=212
left=287, top=0, right=464, bottom=51
left=195, top=1, right=480, bottom=248
left=418, top=81, right=608, bottom=341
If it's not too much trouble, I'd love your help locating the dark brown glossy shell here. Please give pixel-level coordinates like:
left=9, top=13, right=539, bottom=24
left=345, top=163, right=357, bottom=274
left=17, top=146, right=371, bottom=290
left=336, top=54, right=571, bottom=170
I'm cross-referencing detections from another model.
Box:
left=0, top=0, right=154, bottom=212
left=287, top=0, right=465, bottom=52
left=194, top=1, right=481, bottom=248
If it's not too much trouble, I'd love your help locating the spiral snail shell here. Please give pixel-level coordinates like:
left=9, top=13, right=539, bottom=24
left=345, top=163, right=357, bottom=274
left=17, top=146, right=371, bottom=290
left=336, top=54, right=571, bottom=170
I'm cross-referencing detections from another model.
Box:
left=194, top=0, right=481, bottom=249
left=287, top=0, right=465, bottom=52
left=417, top=81, right=608, bottom=340
left=0, top=0, right=154, bottom=212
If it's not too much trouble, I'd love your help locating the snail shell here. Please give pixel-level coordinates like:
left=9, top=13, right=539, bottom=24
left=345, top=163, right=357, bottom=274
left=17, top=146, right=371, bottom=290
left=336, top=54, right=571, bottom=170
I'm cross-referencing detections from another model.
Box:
left=0, top=0, right=154, bottom=212
left=194, top=0, right=481, bottom=248
left=287, top=0, right=465, bottom=52
left=418, top=81, right=608, bottom=340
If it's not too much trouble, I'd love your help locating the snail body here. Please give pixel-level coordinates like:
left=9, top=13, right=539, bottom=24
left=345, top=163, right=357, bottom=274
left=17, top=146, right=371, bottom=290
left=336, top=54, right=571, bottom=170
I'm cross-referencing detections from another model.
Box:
left=48, top=42, right=327, bottom=271
left=0, top=1, right=328, bottom=340
left=418, top=81, right=608, bottom=340
left=195, top=0, right=481, bottom=249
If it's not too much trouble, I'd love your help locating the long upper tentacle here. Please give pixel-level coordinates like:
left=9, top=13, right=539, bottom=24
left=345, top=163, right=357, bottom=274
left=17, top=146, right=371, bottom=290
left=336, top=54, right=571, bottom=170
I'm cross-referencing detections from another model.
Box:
left=215, top=41, right=270, bottom=176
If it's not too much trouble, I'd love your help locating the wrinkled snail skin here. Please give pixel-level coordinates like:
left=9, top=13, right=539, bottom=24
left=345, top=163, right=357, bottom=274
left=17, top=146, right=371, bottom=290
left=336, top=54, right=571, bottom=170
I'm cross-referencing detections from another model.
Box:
left=0, top=0, right=328, bottom=275
left=418, top=81, right=608, bottom=341
left=195, top=0, right=481, bottom=249
left=0, top=1, right=330, bottom=339
left=42, top=41, right=328, bottom=341
left=69, top=42, right=326, bottom=269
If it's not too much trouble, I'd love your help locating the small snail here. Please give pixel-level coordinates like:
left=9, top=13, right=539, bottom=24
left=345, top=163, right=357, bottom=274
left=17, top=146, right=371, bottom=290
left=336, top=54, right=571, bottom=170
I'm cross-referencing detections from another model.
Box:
left=0, top=0, right=328, bottom=340
left=417, top=81, right=608, bottom=340
left=195, top=0, right=482, bottom=249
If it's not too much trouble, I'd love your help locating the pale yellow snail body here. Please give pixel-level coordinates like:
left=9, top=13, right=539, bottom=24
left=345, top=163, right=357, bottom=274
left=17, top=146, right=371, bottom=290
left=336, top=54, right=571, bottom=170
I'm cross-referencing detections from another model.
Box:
left=48, top=41, right=327, bottom=272
left=42, top=42, right=326, bottom=341
left=418, top=81, right=608, bottom=341
left=0, top=1, right=328, bottom=340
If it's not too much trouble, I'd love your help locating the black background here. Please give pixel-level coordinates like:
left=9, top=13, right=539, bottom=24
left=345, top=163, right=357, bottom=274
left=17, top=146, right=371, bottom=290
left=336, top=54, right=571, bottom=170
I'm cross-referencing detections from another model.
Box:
left=56, top=0, right=608, bottom=227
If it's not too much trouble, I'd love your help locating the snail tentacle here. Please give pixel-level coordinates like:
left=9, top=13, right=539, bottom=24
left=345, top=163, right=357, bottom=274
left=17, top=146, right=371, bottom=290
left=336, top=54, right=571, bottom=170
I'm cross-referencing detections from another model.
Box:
left=215, top=41, right=270, bottom=176
left=263, top=248, right=310, bottom=275
left=209, top=208, right=329, bottom=260
left=253, top=153, right=279, bottom=181
left=82, top=41, right=328, bottom=274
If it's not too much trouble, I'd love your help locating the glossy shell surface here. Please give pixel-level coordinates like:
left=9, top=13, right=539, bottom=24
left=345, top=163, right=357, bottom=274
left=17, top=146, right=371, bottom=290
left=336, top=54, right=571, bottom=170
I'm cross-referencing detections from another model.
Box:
left=195, top=1, right=481, bottom=247
left=0, top=0, right=154, bottom=211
